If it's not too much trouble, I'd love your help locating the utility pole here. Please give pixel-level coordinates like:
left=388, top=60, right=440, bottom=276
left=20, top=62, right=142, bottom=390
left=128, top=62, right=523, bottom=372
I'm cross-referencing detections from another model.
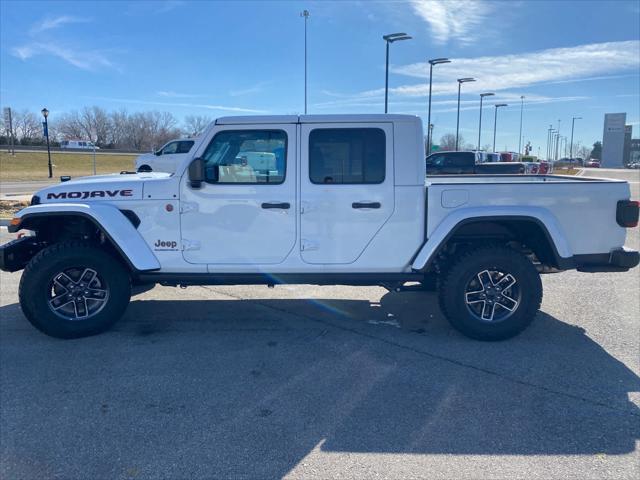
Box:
left=477, top=93, right=494, bottom=151
left=301, top=10, right=310, bottom=115
left=518, top=95, right=524, bottom=154
left=455, top=78, right=475, bottom=150
left=555, top=119, right=561, bottom=160
left=383, top=33, right=412, bottom=113
left=492, top=103, right=508, bottom=152
left=570, top=116, right=581, bottom=162
left=426, top=58, right=450, bottom=155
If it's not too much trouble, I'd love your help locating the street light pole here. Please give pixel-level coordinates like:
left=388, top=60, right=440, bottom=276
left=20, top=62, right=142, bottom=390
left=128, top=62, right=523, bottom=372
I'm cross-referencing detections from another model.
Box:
left=546, top=126, right=554, bottom=160
left=570, top=116, right=582, bottom=160
left=555, top=119, right=561, bottom=160
left=426, top=57, right=450, bottom=155
left=383, top=33, right=412, bottom=114
left=41, top=108, right=52, bottom=178
left=477, top=92, right=494, bottom=151
left=301, top=10, right=310, bottom=114
left=518, top=95, right=524, bottom=154
left=492, top=103, right=508, bottom=152
left=455, top=77, right=475, bottom=150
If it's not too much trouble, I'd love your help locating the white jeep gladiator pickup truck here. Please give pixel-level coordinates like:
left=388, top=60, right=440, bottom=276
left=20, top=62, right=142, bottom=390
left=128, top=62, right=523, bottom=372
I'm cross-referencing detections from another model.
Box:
left=1, top=115, right=638, bottom=340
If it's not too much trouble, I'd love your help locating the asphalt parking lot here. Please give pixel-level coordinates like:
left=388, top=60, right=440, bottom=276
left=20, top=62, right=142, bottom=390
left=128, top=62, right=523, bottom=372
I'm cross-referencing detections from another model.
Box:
left=1, top=171, right=639, bottom=479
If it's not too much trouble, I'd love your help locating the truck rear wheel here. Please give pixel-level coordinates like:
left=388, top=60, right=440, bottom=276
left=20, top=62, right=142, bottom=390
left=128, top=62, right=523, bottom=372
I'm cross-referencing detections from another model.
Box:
left=19, top=241, right=131, bottom=339
left=438, top=245, right=542, bottom=341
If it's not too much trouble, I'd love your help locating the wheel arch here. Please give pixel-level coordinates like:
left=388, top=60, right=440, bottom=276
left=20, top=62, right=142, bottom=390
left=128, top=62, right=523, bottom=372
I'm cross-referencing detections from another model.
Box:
left=10, top=204, right=160, bottom=272
left=412, top=211, right=574, bottom=272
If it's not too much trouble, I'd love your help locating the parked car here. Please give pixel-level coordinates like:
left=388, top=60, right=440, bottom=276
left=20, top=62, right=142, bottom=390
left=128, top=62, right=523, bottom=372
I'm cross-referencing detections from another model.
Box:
left=3, top=114, right=638, bottom=342
left=60, top=140, right=99, bottom=150
left=499, top=152, right=520, bottom=162
left=627, top=162, right=640, bottom=169
left=135, top=138, right=197, bottom=173
left=585, top=159, right=601, bottom=168
left=426, top=151, right=525, bottom=175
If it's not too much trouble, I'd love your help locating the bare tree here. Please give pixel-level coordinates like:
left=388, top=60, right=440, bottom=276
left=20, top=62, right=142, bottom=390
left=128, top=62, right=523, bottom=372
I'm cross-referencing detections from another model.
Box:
left=183, top=115, right=211, bottom=137
left=57, top=110, right=87, bottom=141
left=439, top=133, right=457, bottom=151
left=13, top=110, right=41, bottom=140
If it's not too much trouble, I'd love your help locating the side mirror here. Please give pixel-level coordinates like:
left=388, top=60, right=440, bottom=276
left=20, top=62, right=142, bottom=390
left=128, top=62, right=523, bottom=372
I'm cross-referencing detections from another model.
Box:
left=188, top=157, right=205, bottom=188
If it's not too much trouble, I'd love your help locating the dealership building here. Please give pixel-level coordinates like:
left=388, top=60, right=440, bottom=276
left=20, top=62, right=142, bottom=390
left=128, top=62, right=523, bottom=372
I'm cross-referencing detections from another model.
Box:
left=602, top=113, right=634, bottom=168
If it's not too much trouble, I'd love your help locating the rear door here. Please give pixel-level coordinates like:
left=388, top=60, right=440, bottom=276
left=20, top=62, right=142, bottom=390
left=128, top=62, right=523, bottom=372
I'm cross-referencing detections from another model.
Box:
left=299, top=123, right=394, bottom=264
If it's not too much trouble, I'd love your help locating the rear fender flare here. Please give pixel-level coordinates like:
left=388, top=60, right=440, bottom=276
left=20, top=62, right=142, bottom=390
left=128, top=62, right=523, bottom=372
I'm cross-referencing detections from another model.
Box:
left=411, top=206, right=573, bottom=271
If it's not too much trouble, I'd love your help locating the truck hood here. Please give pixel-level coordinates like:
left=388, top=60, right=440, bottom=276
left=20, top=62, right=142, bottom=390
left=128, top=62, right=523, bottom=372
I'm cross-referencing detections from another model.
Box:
left=34, top=172, right=171, bottom=203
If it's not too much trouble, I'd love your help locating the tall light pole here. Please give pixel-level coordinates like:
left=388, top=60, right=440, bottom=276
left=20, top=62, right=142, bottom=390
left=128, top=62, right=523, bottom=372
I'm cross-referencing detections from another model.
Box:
left=546, top=125, right=554, bottom=160
left=570, top=116, right=582, bottom=161
left=41, top=108, right=52, bottom=178
left=455, top=77, right=475, bottom=150
left=492, top=103, right=508, bottom=152
left=518, top=95, right=525, bottom=154
left=301, top=10, right=310, bottom=114
left=383, top=33, right=412, bottom=114
left=477, top=92, right=494, bottom=151
left=555, top=119, right=561, bottom=161
left=426, top=57, right=450, bottom=155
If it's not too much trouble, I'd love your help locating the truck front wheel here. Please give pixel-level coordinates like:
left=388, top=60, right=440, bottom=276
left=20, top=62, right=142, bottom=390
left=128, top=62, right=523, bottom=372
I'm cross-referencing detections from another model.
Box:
left=438, top=245, right=542, bottom=341
left=18, top=241, right=131, bottom=339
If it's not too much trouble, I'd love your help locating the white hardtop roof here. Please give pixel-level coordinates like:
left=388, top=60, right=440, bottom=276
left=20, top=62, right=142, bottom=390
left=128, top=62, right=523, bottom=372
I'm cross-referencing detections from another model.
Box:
left=215, top=114, right=421, bottom=125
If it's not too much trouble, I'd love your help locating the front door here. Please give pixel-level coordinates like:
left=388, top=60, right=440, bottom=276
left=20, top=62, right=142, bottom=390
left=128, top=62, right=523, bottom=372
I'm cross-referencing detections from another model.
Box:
left=180, top=125, right=296, bottom=265
left=299, top=123, right=395, bottom=264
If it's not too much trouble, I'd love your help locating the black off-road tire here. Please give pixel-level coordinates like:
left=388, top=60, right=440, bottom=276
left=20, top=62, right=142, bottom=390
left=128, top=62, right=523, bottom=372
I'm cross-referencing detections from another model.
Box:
left=438, top=245, right=542, bottom=341
left=19, top=241, right=131, bottom=339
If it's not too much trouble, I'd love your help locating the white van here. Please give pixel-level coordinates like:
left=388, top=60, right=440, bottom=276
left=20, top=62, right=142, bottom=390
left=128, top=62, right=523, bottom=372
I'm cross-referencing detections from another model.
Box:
left=60, top=140, right=99, bottom=150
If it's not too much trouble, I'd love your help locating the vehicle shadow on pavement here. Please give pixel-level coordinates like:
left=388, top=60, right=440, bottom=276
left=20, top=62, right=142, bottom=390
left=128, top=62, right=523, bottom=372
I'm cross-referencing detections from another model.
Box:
left=1, top=294, right=639, bottom=478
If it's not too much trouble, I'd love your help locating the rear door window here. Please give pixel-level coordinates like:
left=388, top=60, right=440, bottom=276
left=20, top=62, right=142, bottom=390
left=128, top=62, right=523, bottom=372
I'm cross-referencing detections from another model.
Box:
left=309, top=128, right=385, bottom=184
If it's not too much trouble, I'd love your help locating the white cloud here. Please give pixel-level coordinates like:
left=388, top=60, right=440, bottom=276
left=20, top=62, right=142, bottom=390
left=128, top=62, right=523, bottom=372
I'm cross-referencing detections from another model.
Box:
left=85, top=96, right=268, bottom=114
left=390, top=40, right=640, bottom=95
left=411, top=0, right=493, bottom=45
left=30, top=15, right=90, bottom=34
left=156, top=1, right=185, bottom=14
left=317, top=40, right=639, bottom=111
left=11, top=42, right=117, bottom=71
left=313, top=92, right=588, bottom=112
left=157, top=91, right=203, bottom=99
left=229, top=82, right=268, bottom=97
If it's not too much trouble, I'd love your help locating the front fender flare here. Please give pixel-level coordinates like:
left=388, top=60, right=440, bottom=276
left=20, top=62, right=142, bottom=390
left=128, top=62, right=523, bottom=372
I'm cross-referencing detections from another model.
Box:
left=411, top=206, right=573, bottom=271
left=11, top=203, right=161, bottom=272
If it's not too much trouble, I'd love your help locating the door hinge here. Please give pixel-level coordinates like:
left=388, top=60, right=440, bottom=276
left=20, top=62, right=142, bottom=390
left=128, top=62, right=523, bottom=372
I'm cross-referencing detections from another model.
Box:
left=180, top=202, right=199, bottom=214
left=300, top=201, right=312, bottom=214
left=300, top=239, right=319, bottom=251
left=181, top=239, right=201, bottom=251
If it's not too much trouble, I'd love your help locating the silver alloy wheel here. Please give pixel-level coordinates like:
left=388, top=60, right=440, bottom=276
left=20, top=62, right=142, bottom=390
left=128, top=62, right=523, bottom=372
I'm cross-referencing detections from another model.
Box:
left=464, top=269, right=521, bottom=322
left=47, top=268, right=110, bottom=321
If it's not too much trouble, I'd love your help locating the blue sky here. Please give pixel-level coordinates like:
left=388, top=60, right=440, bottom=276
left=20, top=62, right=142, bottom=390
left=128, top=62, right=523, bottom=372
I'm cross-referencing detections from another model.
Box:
left=1, top=0, right=639, bottom=154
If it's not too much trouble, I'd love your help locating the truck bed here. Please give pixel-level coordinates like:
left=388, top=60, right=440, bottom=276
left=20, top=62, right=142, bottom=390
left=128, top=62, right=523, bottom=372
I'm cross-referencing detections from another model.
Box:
left=424, top=174, right=632, bottom=258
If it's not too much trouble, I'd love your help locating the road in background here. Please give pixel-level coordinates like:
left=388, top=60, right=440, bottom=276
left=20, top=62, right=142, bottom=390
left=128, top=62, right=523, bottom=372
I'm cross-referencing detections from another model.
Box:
left=579, top=168, right=640, bottom=183
left=0, top=181, right=55, bottom=197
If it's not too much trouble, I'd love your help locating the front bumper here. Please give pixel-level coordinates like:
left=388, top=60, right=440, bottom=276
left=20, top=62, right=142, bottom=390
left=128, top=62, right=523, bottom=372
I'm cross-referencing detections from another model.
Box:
left=574, top=248, right=640, bottom=273
left=0, top=236, right=43, bottom=272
